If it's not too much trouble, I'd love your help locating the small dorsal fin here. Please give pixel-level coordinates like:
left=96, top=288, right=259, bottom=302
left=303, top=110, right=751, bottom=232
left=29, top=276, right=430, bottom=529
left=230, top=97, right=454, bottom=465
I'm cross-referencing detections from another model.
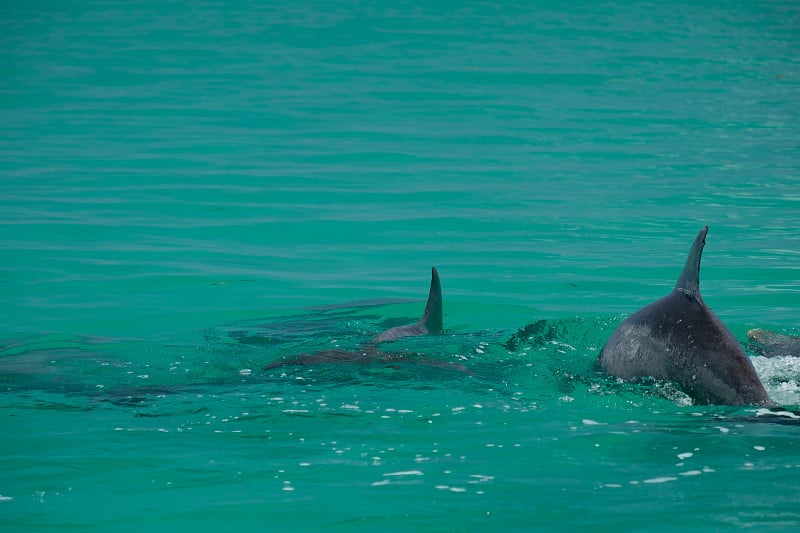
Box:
left=419, top=267, right=443, bottom=333
left=371, top=267, right=443, bottom=343
left=675, top=226, right=708, bottom=297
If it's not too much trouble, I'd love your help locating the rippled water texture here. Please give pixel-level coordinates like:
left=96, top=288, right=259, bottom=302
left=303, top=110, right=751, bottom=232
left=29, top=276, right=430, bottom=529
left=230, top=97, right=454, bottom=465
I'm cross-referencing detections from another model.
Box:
left=1, top=1, right=799, bottom=531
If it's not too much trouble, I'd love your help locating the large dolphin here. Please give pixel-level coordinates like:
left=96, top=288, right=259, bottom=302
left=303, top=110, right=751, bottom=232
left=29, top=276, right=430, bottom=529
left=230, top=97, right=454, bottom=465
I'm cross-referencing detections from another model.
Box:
left=265, top=267, right=448, bottom=369
left=598, top=226, right=773, bottom=406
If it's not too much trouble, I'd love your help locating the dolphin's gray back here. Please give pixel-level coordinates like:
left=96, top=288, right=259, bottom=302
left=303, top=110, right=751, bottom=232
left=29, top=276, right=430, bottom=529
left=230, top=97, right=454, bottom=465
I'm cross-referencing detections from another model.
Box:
left=601, top=290, right=771, bottom=405
left=599, top=226, right=772, bottom=406
left=266, top=268, right=444, bottom=369
left=372, top=267, right=442, bottom=343
left=748, top=329, right=800, bottom=358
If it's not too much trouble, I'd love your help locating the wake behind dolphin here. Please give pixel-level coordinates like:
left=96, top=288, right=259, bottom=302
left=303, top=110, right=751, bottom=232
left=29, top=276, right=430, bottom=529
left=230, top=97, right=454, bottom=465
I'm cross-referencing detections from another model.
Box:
left=598, top=226, right=773, bottom=406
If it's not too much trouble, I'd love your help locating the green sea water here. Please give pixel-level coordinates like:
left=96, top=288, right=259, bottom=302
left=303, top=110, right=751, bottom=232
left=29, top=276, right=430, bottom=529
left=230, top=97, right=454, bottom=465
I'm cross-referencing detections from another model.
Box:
left=2, top=1, right=799, bottom=531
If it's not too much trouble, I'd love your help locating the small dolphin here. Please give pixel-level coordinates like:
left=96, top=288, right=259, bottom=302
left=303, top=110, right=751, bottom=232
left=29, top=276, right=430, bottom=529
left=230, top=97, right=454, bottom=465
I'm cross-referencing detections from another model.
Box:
left=747, top=328, right=800, bottom=358
left=371, top=267, right=443, bottom=342
left=265, top=267, right=447, bottom=369
left=599, top=227, right=773, bottom=406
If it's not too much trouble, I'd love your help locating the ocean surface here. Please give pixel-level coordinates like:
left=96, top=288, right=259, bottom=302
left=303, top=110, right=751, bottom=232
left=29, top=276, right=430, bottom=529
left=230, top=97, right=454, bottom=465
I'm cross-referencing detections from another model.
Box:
left=2, top=1, right=799, bottom=530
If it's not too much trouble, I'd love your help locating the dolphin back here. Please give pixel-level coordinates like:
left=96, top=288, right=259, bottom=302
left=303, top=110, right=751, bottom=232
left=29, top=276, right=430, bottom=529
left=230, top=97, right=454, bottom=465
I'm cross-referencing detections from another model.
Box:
left=600, top=226, right=773, bottom=406
left=748, top=329, right=800, bottom=358
left=372, top=267, right=443, bottom=343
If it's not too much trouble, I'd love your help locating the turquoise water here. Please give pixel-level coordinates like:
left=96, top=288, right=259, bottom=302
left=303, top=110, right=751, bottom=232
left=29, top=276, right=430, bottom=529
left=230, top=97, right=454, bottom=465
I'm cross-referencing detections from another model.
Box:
left=2, top=1, right=799, bottom=530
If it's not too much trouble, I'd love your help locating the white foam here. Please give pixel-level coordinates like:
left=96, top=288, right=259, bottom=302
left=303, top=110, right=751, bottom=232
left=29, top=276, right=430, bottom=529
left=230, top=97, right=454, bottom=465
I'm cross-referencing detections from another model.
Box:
left=383, top=470, right=423, bottom=477
left=643, top=476, right=677, bottom=484
left=755, top=408, right=800, bottom=419
left=752, top=356, right=800, bottom=405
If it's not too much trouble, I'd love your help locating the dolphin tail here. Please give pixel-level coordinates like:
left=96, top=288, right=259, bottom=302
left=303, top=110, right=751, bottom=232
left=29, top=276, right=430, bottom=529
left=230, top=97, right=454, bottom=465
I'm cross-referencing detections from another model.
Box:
left=419, top=267, right=443, bottom=334
left=675, top=226, right=708, bottom=298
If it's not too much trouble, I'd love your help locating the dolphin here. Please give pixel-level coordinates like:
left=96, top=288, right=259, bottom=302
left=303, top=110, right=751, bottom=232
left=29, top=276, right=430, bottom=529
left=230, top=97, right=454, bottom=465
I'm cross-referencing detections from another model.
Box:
left=747, top=328, right=800, bottom=358
left=598, top=226, right=773, bottom=406
left=265, top=267, right=448, bottom=369
left=371, top=267, right=443, bottom=342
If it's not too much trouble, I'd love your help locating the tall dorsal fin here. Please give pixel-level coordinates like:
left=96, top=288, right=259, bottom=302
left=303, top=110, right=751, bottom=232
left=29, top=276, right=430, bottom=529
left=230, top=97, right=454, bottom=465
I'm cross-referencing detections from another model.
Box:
left=418, top=267, right=443, bottom=333
left=675, top=226, right=708, bottom=297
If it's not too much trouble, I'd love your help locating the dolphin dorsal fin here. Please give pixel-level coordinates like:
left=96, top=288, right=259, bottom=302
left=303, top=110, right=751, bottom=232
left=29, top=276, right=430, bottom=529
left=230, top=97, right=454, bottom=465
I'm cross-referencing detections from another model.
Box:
left=418, top=267, right=443, bottom=333
left=675, top=226, right=708, bottom=298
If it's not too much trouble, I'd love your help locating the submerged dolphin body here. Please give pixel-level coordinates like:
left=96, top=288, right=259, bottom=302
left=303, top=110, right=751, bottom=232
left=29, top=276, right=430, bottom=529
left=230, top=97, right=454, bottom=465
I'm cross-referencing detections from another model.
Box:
left=599, top=227, right=773, bottom=406
left=747, top=329, right=800, bottom=358
left=265, top=267, right=448, bottom=370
